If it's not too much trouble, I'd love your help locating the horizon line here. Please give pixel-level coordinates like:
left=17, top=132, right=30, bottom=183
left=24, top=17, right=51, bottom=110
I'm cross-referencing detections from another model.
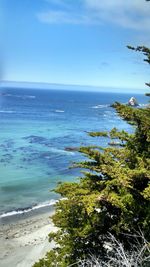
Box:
left=2, top=80, right=109, bottom=88
left=1, top=80, right=145, bottom=91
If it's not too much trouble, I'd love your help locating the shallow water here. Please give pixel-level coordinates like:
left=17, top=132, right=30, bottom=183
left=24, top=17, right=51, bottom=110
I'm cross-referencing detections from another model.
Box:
left=0, top=87, right=148, bottom=217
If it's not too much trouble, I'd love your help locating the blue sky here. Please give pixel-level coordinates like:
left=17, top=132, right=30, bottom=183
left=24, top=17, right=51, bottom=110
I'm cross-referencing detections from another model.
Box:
left=2, top=0, right=150, bottom=92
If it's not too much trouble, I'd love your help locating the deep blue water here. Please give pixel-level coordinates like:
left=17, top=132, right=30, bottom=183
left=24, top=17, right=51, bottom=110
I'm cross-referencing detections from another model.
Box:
left=0, top=87, right=148, bottom=217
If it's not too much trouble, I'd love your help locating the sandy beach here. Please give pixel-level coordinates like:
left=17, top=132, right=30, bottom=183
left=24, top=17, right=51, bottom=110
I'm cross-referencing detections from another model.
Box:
left=0, top=208, right=57, bottom=267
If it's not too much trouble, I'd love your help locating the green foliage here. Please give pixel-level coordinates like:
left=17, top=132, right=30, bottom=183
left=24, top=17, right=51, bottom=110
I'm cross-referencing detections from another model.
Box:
left=34, top=48, right=150, bottom=266
left=127, top=45, right=150, bottom=64
left=127, top=45, right=150, bottom=93
left=34, top=138, right=150, bottom=266
left=89, top=128, right=132, bottom=147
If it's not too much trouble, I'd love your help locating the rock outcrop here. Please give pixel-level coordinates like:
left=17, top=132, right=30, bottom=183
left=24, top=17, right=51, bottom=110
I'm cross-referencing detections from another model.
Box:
left=128, top=97, right=138, bottom=106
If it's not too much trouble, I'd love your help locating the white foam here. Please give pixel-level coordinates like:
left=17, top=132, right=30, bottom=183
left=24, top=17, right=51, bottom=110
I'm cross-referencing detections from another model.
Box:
left=0, top=199, right=58, bottom=218
left=55, top=110, right=65, bottom=113
left=50, top=147, right=75, bottom=155
left=1, top=94, right=36, bottom=99
left=138, top=103, right=149, bottom=107
left=24, top=95, right=36, bottom=99
left=91, top=104, right=109, bottom=109
left=0, top=110, right=16, bottom=113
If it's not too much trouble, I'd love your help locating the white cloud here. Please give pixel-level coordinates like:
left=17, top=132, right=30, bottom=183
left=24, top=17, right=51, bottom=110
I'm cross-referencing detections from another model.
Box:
left=85, top=0, right=150, bottom=30
left=37, top=0, right=150, bottom=31
left=37, top=10, right=94, bottom=25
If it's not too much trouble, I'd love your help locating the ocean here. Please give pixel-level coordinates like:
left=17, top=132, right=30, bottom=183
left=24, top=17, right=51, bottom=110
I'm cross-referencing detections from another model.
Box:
left=0, top=87, right=148, bottom=218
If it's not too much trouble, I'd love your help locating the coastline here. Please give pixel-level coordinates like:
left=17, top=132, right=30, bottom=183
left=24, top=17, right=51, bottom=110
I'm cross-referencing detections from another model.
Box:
left=0, top=206, right=57, bottom=267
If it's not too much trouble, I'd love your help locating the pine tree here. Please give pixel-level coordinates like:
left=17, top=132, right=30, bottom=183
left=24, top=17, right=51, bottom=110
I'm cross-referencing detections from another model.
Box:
left=33, top=48, right=150, bottom=267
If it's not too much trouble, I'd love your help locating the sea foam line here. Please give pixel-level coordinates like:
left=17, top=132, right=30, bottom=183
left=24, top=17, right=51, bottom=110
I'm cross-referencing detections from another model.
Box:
left=0, top=199, right=58, bottom=218
left=55, top=110, right=65, bottom=113
left=0, top=110, right=16, bottom=113
left=91, top=104, right=109, bottom=109
left=0, top=93, right=36, bottom=99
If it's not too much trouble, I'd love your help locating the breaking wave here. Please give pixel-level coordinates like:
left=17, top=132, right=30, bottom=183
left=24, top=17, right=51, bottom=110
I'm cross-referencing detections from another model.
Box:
left=0, top=93, right=36, bottom=99
left=55, top=110, right=65, bottom=113
left=91, top=104, right=109, bottom=109
left=0, top=199, right=58, bottom=218
left=0, top=110, right=16, bottom=113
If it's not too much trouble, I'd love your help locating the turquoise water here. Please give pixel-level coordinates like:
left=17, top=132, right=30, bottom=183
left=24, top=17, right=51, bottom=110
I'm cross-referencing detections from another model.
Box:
left=0, top=88, right=148, bottom=217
